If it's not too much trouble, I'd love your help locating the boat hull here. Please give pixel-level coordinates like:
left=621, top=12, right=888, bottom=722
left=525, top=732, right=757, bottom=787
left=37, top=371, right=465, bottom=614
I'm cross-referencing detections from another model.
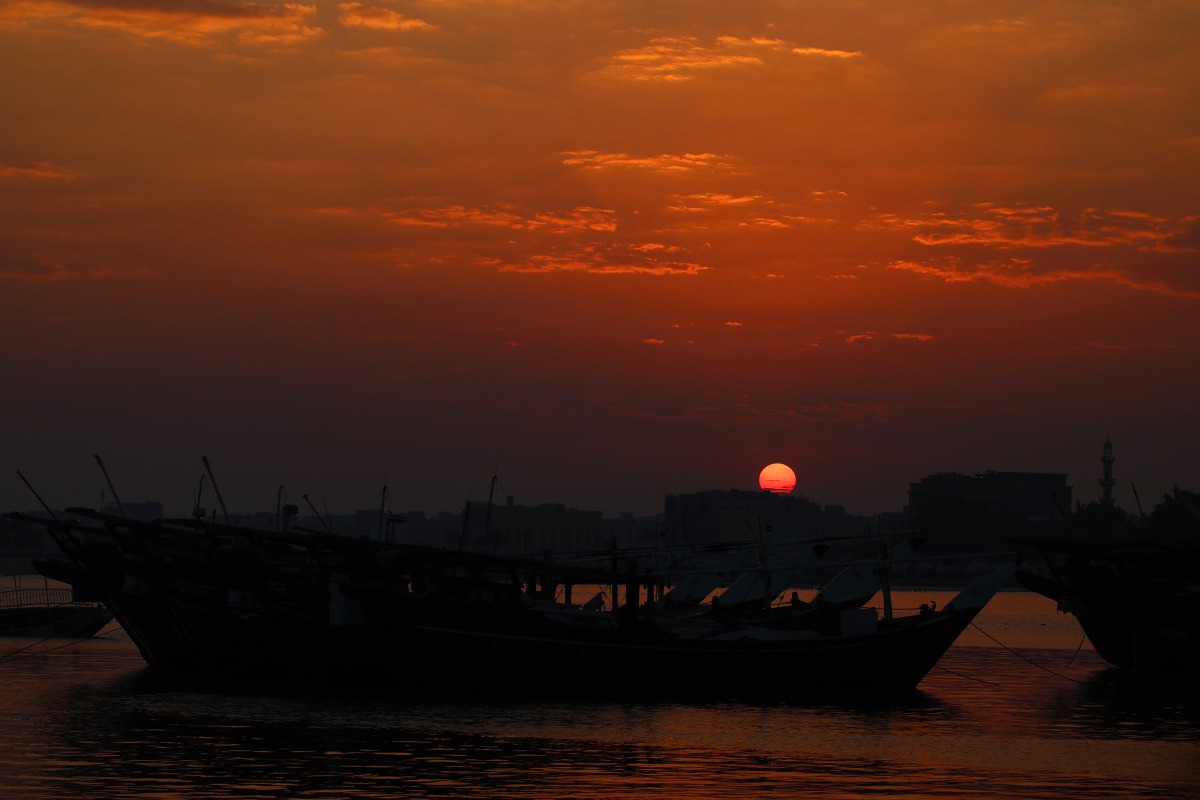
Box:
left=1016, top=539, right=1200, bottom=675
left=24, top=509, right=1007, bottom=698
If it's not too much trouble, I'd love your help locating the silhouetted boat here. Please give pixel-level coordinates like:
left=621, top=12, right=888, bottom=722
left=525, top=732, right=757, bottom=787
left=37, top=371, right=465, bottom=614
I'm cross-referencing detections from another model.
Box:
left=0, top=575, right=113, bottom=638
left=1013, top=488, right=1200, bottom=675
left=10, top=507, right=1013, bottom=698
left=1015, top=537, right=1200, bottom=675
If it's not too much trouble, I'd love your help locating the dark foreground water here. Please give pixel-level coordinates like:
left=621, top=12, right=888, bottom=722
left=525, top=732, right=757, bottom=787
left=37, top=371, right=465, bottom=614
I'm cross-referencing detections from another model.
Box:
left=1, top=591, right=1197, bottom=799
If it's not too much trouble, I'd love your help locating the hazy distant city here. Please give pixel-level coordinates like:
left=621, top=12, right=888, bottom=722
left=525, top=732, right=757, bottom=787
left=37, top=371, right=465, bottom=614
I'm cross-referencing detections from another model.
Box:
left=2, top=463, right=1088, bottom=567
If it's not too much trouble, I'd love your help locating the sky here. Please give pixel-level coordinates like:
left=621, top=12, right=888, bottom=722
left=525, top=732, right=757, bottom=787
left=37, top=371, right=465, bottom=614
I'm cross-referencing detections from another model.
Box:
left=2, top=0, right=1198, bottom=519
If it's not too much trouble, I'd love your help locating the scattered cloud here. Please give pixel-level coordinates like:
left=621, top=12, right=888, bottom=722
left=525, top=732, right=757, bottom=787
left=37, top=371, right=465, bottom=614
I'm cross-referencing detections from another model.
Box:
left=887, top=258, right=1200, bottom=300
left=562, top=151, right=734, bottom=172
left=337, top=3, right=434, bottom=31
left=0, top=161, right=76, bottom=180
left=0, top=256, right=69, bottom=282
left=881, top=205, right=1193, bottom=252
left=495, top=247, right=706, bottom=275
left=593, top=32, right=862, bottom=82
left=0, top=255, right=146, bottom=282
left=0, top=0, right=323, bottom=47
left=384, top=204, right=617, bottom=232
left=597, top=35, right=764, bottom=82
left=792, top=47, right=862, bottom=58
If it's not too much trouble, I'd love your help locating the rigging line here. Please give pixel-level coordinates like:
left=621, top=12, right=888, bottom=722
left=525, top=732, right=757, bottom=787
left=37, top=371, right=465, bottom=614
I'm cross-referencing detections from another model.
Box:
left=969, top=621, right=1086, bottom=684
left=0, top=621, right=121, bottom=663
left=0, top=631, right=113, bottom=664
left=1065, top=635, right=1087, bottom=667
left=931, top=661, right=1000, bottom=686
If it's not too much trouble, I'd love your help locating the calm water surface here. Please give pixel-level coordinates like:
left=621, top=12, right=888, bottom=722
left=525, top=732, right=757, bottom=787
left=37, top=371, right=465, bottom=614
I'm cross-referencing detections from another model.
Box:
left=1, top=591, right=1197, bottom=799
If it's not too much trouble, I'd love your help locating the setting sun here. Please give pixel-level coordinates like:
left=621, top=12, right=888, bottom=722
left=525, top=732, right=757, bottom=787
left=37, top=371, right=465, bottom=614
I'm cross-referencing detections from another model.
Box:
left=759, top=463, right=797, bottom=494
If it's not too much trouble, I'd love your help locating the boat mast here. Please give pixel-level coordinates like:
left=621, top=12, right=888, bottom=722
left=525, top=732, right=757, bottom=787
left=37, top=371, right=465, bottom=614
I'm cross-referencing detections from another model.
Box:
left=483, top=471, right=498, bottom=551
left=880, top=538, right=894, bottom=621
left=16, top=470, right=58, bottom=521
left=303, top=493, right=333, bottom=535
left=93, top=454, right=126, bottom=518
left=378, top=483, right=387, bottom=541
left=193, top=474, right=207, bottom=520
left=202, top=456, right=231, bottom=525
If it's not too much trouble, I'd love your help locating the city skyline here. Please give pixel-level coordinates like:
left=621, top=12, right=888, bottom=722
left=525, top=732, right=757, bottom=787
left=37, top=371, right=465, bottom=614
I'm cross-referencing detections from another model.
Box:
left=2, top=1, right=1197, bottom=519
left=6, top=450, right=1127, bottom=522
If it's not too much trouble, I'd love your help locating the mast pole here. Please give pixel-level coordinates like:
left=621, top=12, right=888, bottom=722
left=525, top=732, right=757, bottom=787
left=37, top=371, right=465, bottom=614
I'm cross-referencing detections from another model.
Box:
left=202, top=456, right=231, bottom=525
left=16, top=470, right=58, bottom=521
left=93, top=454, right=126, bottom=518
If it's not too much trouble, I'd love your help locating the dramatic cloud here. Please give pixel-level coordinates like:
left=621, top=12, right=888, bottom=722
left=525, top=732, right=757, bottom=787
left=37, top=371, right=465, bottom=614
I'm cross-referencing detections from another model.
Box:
left=887, top=258, right=1200, bottom=300
left=562, top=151, right=734, bottom=172
left=0, top=0, right=323, bottom=46
left=337, top=3, right=433, bottom=31
left=890, top=206, right=1188, bottom=251
left=494, top=246, right=706, bottom=275
left=384, top=205, right=617, bottom=232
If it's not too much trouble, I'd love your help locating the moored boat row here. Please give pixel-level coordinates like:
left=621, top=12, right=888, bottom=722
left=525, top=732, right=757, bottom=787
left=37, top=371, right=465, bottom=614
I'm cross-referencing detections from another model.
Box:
left=10, top=506, right=1014, bottom=699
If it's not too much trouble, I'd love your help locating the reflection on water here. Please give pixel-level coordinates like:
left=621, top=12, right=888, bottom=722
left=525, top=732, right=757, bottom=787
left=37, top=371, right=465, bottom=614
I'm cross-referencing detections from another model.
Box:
left=1, top=592, right=1197, bottom=800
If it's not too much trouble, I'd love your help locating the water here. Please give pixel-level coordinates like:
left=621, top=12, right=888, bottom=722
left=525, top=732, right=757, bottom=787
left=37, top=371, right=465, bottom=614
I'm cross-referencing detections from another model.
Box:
left=1, top=591, right=1197, bottom=799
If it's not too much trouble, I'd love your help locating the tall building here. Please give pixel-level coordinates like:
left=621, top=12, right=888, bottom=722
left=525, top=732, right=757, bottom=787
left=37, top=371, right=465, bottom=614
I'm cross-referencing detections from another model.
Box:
left=664, top=489, right=867, bottom=546
left=906, top=470, right=1072, bottom=522
left=1099, top=436, right=1116, bottom=506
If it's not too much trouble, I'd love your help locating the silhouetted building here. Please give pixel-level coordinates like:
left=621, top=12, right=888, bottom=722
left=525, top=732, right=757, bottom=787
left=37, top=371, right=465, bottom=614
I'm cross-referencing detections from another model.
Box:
left=907, top=470, right=1071, bottom=523
left=664, top=489, right=868, bottom=546
left=1100, top=436, right=1116, bottom=506
left=458, top=497, right=609, bottom=554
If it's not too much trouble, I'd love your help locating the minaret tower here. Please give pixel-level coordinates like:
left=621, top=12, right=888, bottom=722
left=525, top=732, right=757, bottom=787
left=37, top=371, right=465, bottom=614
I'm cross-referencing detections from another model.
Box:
left=1099, top=436, right=1115, bottom=506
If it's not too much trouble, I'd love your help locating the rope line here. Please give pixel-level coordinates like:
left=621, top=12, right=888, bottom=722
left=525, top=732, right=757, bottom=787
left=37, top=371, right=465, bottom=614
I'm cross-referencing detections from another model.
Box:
left=0, top=625, right=120, bottom=664
left=932, top=661, right=1000, bottom=686
left=1065, top=635, right=1086, bottom=667
left=970, top=621, right=1086, bottom=684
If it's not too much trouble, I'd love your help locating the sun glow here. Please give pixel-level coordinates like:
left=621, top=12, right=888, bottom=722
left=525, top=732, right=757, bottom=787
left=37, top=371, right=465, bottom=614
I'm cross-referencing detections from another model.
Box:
left=758, top=463, right=796, bottom=493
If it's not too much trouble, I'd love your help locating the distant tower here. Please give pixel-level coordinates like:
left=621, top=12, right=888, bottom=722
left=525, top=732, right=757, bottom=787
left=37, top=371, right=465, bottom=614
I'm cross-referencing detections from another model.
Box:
left=1099, top=436, right=1115, bottom=506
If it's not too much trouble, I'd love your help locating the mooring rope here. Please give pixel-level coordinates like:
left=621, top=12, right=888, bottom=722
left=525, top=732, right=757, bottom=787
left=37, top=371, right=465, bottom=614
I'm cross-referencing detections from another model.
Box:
left=1065, top=635, right=1086, bottom=667
left=969, top=621, right=1087, bottom=684
left=0, top=625, right=119, bottom=664
left=931, top=661, right=1000, bottom=686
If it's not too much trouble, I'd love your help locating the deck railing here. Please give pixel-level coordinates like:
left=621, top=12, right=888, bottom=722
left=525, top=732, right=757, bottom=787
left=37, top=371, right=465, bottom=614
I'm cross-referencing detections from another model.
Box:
left=0, top=587, right=78, bottom=609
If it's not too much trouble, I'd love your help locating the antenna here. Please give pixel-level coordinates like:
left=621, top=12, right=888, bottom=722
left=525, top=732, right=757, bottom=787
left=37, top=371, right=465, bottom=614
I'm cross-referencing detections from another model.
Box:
left=93, top=454, right=126, bottom=518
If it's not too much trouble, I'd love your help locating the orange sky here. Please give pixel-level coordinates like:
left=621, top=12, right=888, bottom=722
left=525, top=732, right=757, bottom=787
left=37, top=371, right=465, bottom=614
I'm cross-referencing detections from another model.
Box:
left=2, top=1, right=1198, bottom=518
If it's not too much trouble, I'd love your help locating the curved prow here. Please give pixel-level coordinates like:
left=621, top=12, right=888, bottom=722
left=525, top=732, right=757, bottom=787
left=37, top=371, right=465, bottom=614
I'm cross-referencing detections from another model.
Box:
left=945, top=561, right=1017, bottom=613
